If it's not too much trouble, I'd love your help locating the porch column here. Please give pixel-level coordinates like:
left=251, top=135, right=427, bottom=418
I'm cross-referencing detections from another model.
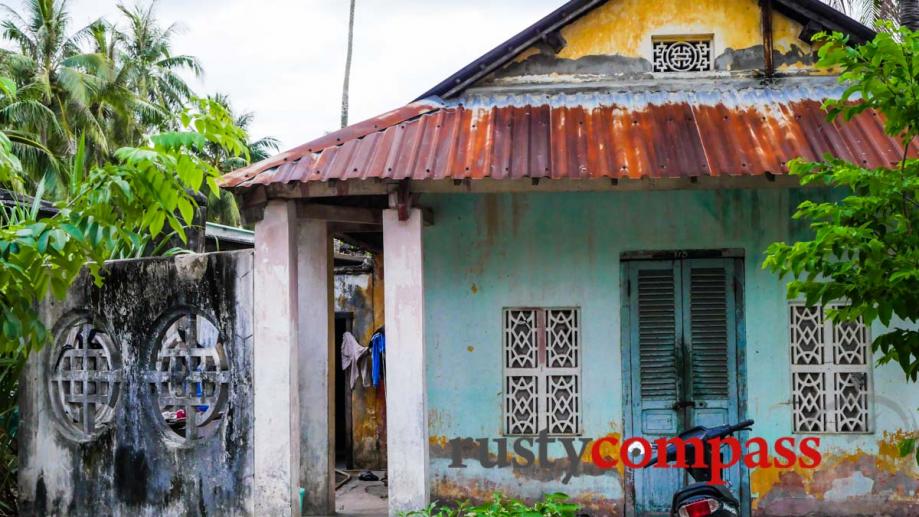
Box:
left=383, top=208, right=430, bottom=514
left=253, top=200, right=301, bottom=516
left=297, top=216, right=335, bottom=515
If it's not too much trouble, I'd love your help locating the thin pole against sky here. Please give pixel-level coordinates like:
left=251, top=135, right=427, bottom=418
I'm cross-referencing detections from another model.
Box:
left=341, top=0, right=357, bottom=129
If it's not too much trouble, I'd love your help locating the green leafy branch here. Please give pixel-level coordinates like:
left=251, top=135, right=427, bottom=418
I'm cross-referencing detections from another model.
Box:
left=762, top=158, right=919, bottom=380
left=764, top=26, right=919, bottom=466
left=0, top=96, right=247, bottom=354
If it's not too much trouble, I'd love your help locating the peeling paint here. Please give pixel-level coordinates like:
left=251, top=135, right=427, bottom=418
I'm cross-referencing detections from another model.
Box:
left=425, top=191, right=919, bottom=515
left=487, top=0, right=818, bottom=86
left=751, top=431, right=919, bottom=515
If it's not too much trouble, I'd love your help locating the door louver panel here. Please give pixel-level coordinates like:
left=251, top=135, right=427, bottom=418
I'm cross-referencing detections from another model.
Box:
left=637, top=268, right=679, bottom=400
left=688, top=267, right=730, bottom=398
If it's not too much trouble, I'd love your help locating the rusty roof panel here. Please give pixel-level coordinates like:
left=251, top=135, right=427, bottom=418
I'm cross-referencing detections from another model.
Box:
left=221, top=81, right=916, bottom=191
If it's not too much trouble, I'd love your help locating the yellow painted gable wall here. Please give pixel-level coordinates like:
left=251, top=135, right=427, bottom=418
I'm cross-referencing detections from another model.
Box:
left=482, top=0, right=821, bottom=86
left=555, top=0, right=805, bottom=60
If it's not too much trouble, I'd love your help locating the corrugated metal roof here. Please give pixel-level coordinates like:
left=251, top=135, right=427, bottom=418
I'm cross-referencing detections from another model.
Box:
left=220, top=81, right=914, bottom=192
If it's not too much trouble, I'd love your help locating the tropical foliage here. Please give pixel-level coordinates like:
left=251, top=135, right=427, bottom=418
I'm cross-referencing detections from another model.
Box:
left=0, top=1, right=271, bottom=512
left=1, top=97, right=246, bottom=351
left=824, top=0, right=898, bottom=25
left=400, top=492, right=580, bottom=517
left=202, top=93, right=278, bottom=226
left=764, top=25, right=919, bottom=465
left=0, top=0, right=272, bottom=215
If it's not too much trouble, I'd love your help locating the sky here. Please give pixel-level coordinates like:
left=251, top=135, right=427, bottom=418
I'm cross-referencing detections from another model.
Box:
left=61, top=0, right=563, bottom=151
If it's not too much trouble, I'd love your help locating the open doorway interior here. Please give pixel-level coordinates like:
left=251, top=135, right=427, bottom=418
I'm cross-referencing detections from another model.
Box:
left=332, top=240, right=388, bottom=515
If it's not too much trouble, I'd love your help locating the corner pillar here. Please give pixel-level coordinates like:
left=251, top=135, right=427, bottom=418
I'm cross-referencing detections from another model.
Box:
left=253, top=200, right=301, bottom=516
left=297, top=216, right=335, bottom=515
left=383, top=208, right=430, bottom=514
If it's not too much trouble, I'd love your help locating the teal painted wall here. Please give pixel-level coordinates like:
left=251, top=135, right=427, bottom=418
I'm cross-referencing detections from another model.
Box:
left=421, top=189, right=919, bottom=513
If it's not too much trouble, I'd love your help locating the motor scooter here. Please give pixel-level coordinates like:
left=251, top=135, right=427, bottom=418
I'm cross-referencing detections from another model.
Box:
left=644, top=419, right=754, bottom=517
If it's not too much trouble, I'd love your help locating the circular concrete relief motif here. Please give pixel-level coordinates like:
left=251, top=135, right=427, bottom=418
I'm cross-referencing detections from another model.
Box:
left=148, top=312, right=230, bottom=444
left=47, top=318, right=122, bottom=442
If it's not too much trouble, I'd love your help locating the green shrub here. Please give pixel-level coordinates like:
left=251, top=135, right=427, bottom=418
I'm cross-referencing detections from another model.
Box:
left=400, top=492, right=580, bottom=517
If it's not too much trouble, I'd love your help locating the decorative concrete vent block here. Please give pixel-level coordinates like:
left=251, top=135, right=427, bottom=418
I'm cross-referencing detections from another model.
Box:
left=147, top=312, right=231, bottom=445
left=652, top=36, right=714, bottom=73
left=47, top=316, right=123, bottom=443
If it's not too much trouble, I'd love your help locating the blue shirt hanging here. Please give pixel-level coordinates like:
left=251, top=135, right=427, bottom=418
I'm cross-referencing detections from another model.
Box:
left=370, top=330, right=385, bottom=387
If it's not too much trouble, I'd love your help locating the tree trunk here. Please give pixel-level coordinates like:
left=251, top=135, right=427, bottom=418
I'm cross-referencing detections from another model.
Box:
left=341, top=0, right=356, bottom=129
left=902, top=0, right=919, bottom=30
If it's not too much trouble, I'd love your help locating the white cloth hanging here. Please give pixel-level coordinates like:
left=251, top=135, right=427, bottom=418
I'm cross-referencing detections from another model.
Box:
left=340, top=331, right=371, bottom=389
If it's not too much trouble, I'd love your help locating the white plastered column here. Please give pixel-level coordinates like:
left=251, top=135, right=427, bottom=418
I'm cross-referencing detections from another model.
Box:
left=253, top=200, right=301, bottom=516
left=383, top=208, right=430, bottom=515
left=297, top=216, right=335, bottom=515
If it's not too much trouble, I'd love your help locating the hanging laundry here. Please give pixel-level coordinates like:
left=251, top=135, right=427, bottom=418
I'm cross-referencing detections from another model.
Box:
left=340, top=332, right=371, bottom=389
left=370, top=327, right=386, bottom=387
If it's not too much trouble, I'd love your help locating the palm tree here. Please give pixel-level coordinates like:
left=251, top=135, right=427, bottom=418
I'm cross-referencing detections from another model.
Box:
left=80, top=18, right=163, bottom=149
left=824, top=0, right=919, bottom=26
left=824, top=0, right=891, bottom=24
left=901, top=0, right=919, bottom=29
left=0, top=0, right=110, bottom=185
left=114, top=1, right=201, bottom=127
left=0, top=75, right=59, bottom=190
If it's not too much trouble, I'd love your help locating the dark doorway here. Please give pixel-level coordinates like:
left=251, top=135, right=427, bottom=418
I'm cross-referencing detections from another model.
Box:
left=334, top=312, right=354, bottom=469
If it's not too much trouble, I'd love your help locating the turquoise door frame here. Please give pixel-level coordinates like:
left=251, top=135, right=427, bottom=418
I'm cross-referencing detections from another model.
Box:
left=620, top=255, right=750, bottom=517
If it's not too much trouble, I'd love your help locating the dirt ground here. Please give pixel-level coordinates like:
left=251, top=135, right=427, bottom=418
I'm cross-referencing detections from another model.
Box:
left=335, top=470, right=388, bottom=516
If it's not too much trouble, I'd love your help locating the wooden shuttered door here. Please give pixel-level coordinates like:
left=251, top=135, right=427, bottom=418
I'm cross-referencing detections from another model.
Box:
left=627, top=258, right=742, bottom=514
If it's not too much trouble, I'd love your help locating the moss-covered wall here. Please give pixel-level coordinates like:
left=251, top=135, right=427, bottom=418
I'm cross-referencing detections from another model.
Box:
left=19, top=251, right=254, bottom=516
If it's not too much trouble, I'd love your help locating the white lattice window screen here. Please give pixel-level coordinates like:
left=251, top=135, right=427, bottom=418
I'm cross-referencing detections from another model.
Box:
left=652, top=36, right=713, bottom=73
left=504, top=308, right=581, bottom=436
left=790, top=303, right=871, bottom=433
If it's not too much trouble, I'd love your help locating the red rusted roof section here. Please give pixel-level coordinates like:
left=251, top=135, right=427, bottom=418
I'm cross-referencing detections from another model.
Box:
left=220, top=100, right=443, bottom=188
left=221, top=83, right=916, bottom=191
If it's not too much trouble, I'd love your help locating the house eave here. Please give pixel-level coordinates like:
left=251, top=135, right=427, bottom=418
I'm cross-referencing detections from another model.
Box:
left=238, top=174, right=803, bottom=205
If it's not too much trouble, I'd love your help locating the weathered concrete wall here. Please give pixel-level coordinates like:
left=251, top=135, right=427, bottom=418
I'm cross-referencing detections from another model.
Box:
left=480, top=0, right=820, bottom=87
left=335, top=258, right=387, bottom=469
left=337, top=272, right=376, bottom=344
left=421, top=191, right=919, bottom=516
left=20, top=251, right=254, bottom=516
